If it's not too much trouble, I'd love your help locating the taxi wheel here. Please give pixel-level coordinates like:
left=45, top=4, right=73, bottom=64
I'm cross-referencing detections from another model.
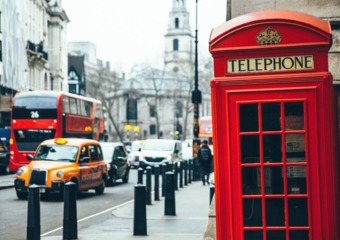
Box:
left=16, top=191, right=28, bottom=200
left=0, top=156, right=9, bottom=174
left=95, top=177, right=105, bottom=195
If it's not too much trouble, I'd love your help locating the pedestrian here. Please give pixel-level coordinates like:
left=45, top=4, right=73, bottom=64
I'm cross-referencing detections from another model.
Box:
left=198, top=140, right=213, bottom=185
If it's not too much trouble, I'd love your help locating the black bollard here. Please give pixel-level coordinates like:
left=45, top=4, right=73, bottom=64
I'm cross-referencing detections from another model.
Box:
left=188, top=159, right=192, bottom=184
left=184, top=160, right=188, bottom=186
left=210, top=185, right=215, bottom=205
left=138, top=167, right=144, bottom=184
left=164, top=171, right=176, bottom=216
left=133, top=184, right=147, bottom=236
left=63, top=182, right=78, bottom=240
left=174, top=162, right=179, bottom=190
left=27, top=185, right=40, bottom=240
left=179, top=161, right=184, bottom=188
left=161, top=163, right=167, bottom=197
left=146, top=166, right=152, bottom=205
left=154, top=165, right=160, bottom=201
left=167, top=162, right=173, bottom=172
left=193, top=157, right=201, bottom=181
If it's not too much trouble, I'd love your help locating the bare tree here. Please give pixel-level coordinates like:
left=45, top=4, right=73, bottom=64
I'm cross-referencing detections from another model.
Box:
left=131, top=65, right=167, bottom=139
left=87, top=66, right=124, bottom=142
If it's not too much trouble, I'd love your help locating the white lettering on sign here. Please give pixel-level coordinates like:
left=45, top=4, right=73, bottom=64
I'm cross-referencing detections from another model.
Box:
left=227, top=55, right=314, bottom=74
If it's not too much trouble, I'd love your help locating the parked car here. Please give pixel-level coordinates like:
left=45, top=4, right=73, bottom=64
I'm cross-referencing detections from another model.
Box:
left=139, top=139, right=182, bottom=170
left=0, top=138, right=10, bottom=174
left=181, top=139, right=193, bottom=161
left=14, top=138, right=108, bottom=200
left=100, top=142, right=130, bottom=186
left=129, top=140, right=144, bottom=168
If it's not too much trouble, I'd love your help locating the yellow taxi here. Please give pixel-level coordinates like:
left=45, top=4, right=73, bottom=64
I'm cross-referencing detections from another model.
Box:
left=14, top=138, right=108, bottom=199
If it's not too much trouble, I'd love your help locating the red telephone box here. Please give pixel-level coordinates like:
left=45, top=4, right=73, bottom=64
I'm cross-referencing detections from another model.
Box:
left=209, top=10, right=339, bottom=240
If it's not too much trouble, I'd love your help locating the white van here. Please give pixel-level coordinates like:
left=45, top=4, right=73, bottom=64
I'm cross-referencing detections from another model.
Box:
left=129, top=140, right=144, bottom=168
left=139, top=139, right=182, bottom=169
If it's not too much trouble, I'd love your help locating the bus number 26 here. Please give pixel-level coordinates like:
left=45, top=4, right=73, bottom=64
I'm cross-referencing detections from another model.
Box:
left=30, top=111, right=39, bottom=118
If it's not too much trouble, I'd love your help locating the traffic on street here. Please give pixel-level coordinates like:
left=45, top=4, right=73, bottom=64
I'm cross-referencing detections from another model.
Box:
left=0, top=170, right=138, bottom=240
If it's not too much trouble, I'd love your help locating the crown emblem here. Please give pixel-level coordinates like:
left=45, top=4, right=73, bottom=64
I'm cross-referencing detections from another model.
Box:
left=256, top=27, right=282, bottom=45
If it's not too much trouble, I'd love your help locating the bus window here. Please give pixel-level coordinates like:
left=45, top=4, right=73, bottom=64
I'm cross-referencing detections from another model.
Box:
left=85, top=101, right=92, bottom=116
left=63, top=96, right=70, bottom=113
left=79, top=100, right=86, bottom=116
left=70, top=98, right=77, bottom=114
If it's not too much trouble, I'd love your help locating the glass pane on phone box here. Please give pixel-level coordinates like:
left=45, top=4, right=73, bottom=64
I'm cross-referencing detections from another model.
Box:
left=262, top=103, right=281, bottom=131
left=266, top=198, right=285, bottom=226
left=285, top=102, right=304, bottom=130
left=288, top=198, right=309, bottom=227
left=267, top=230, right=286, bottom=240
left=265, top=166, right=283, bottom=194
left=287, top=166, right=306, bottom=194
left=240, top=104, right=258, bottom=132
left=242, top=167, right=261, bottom=195
left=244, top=230, right=263, bottom=240
left=241, top=135, right=260, bottom=163
left=263, top=134, right=282, bottom=163
left=289, top=230, right=309, bottom=240
left=286, top=134, right=305, bottom=162
left=243, top=198, right=262, bottom=227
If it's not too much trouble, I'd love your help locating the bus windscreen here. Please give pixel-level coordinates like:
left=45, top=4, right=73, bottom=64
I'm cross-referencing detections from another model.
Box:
left=14, top=129, right=56, bottom=151
left=12, top=96, right=58, bottom=119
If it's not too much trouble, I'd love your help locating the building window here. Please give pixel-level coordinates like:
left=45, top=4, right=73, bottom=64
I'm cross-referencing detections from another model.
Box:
left=176, top=101, right=183, bottom=118
left=175, top=18, right=179, bottom=28
left=126, top=98, right=137, bottom=120
left=69, top=84, right=77, bottom=94
left=44, top=73, right=48, bottom=90
left=173, top=39, right=179, bottom=51
left=149, top=124, right=156, bottom=135
left=150, top=105, right=156, bottom=117
left=68, top=70, right=79, bottom=80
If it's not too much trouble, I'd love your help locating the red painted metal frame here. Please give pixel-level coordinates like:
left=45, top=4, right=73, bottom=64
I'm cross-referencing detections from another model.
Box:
left=209, top=10, right=338, bottom=240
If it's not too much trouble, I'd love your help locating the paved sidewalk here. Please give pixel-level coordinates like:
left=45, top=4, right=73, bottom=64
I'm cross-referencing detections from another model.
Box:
left=41, top=180, right=212, bottom=240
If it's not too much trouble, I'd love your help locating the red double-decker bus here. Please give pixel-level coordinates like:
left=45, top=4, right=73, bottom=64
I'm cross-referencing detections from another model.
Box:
left=199, top=116, right=213, bottom=153
left=9, top=91, right=105, bottom=172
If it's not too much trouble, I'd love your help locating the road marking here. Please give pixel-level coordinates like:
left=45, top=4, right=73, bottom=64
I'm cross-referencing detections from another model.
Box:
left=40, top=199, right=134, bottom=237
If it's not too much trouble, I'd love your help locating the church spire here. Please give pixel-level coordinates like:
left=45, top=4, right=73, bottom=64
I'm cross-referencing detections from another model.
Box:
left=165, top=0, right=194, bottom=73
left=172, top=0, right=186, bottom=8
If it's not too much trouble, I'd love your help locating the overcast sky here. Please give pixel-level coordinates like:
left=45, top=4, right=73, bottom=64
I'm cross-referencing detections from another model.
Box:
left=62, top=0, right=227, bottom=72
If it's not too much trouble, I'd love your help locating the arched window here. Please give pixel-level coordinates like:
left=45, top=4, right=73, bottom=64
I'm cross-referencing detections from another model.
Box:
left=173, top=39, right=179, bottom=51
left=175, top=18, right=179, bottom=28
left=150, top=105, right=156, bottom=117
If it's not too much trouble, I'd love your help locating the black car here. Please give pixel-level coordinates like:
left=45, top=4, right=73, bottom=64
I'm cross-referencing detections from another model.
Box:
left=100, top=142, right=131, bottom=186
left=0, top=139, right=9, bottom=174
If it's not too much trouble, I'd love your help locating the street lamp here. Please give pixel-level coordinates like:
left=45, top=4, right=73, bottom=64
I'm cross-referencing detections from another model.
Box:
left=125, top=124, right=131, bottom=142
left=192, top=0, right=202, bottom=160
left=133, top=125, right=139, bottom=140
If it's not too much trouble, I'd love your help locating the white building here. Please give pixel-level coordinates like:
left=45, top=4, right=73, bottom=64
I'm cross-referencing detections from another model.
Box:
left=66, top=0, right=212, bottom=141
left=0, top=0, right=69, bottom=127
left=106, top=0, right=212, bottom=141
